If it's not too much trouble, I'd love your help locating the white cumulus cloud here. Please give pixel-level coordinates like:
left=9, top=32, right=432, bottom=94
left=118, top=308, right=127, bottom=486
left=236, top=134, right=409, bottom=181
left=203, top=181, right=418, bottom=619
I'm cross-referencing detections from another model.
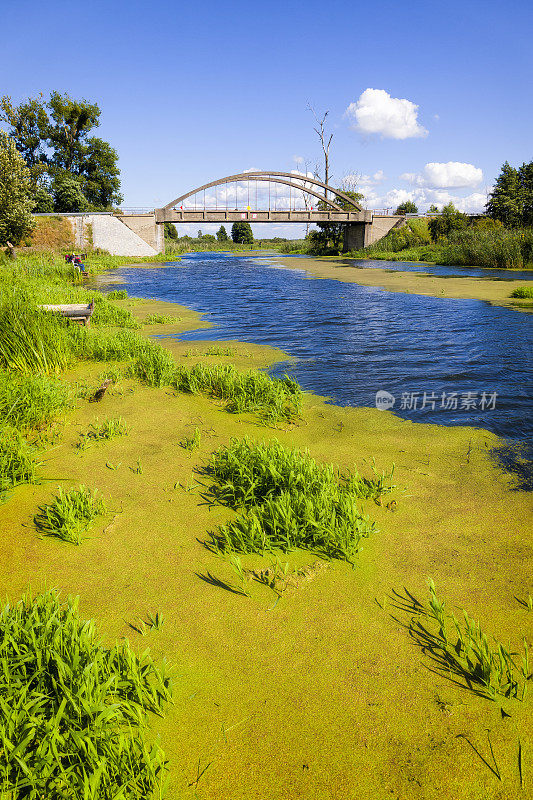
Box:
left=401, top=161, right=483, bottom=189
left=345, top=88, right=428, bottom=140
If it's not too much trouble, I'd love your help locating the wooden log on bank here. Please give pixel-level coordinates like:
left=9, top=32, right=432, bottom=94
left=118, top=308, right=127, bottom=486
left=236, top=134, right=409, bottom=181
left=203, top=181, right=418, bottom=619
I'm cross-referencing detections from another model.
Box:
left=39, top=300, right=95, bottom=327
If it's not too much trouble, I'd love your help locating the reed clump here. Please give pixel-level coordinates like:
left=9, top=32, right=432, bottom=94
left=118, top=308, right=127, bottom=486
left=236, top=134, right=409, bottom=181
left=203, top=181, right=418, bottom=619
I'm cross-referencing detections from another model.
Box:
left=0, top=588, right=172, bottom=798
left=204, top=438, right=390, bottom=562
left=34, top=485, right=106, bottom=544
left=173, top=364, right=302, bottom=422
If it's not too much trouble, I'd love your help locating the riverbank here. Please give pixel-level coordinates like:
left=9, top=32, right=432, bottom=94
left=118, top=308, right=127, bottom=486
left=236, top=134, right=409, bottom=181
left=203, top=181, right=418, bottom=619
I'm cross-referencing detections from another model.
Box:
left=1, top=258, right=532, bottom=798
left=268, top=255, right=533, bottom=312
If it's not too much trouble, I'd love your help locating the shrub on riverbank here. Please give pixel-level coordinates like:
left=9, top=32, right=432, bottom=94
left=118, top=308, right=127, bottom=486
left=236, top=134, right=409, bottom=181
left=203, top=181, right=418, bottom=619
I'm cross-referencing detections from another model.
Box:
left=205, top=438, right=386, bottom=562
left=0, top=589, right=172, bottom=797
left=510, top=286, right=533, bottom=298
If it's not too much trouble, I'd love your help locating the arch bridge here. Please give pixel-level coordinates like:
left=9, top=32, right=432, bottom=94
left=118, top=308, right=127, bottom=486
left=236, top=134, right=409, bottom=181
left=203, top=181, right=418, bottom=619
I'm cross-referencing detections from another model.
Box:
left=154, top=171, right=402, bottom=250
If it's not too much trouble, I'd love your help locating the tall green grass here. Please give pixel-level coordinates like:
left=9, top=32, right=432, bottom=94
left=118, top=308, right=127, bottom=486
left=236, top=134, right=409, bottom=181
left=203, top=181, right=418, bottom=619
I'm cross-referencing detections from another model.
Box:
left=0, top=371, right=73, bottom=430
left=0, top=302, right=81, bottom=375
left=439, top=227, right=533, bottom=268
left=0, top=589, right=172, bottom=798
left=0, top=426, right=39, bottom=498
left=204, top=438, right=390, bottom=562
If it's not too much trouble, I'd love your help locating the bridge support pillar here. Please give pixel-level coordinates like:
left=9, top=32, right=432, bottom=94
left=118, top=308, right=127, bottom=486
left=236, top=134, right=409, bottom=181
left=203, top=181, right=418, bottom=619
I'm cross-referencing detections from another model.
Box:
left=342, top=222, right=370, bottom=252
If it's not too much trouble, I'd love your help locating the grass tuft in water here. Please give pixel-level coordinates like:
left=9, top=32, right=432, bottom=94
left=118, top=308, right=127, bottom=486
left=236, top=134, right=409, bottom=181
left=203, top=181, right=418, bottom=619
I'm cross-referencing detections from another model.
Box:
left=173, top=364, right=302, bottom=422
left=399, top=580, right=532, bottom=701
left=180, top=427, right=201, bottom=452
left=144, top=313, right=182, bottom=324
left=0, top=588, right=172, bottom=797
left=34, top=485, right=106, bottom=544
left=204, top=437, right=390, bottom=562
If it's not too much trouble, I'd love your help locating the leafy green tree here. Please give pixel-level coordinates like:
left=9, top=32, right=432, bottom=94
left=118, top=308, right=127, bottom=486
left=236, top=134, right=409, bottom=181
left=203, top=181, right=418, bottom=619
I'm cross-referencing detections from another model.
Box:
left=164, top=222, right=178, bottom=239
left=231, top=221, right=253, bottom=244
left=216, top=225, right=229, bottom=242
left=0, top=131, right=35, bottom=245
left=518, top=161, right=533, bottom=226
left=427, top=204, right=439, bottom=214
left=486, top=162, right=521, bottom=227
left=197, top=230, right=202, bottom=239
left=428, top=202, right=468, bottom=241
left=0, top=92, right=122, bottom=210
left=80, top=138, right=122, bottom=208
left=0, top=95, right=49, bottom=185
left=52, top=173, right=89, bottom=212
left=47, top=92, right=100, bottom=173
left=33, top=186, right=54, bottom=212
left=394, top=200, right=418, bottom=215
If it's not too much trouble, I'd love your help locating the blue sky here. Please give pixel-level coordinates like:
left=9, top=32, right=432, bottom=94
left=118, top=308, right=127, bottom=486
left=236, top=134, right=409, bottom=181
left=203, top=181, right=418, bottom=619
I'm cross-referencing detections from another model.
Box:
left=1, top=0, right=532, bottom=236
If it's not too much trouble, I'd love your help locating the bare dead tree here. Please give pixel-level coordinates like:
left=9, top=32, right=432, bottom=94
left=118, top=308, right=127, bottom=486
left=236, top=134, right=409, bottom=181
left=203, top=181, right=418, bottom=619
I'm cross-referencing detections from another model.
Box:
left=307, top=104, right=334, bottom=201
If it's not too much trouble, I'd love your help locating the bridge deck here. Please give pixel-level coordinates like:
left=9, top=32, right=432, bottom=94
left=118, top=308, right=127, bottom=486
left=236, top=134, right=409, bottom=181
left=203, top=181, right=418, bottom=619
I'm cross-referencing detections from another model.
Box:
left=155, top=209, right=371, bottom=224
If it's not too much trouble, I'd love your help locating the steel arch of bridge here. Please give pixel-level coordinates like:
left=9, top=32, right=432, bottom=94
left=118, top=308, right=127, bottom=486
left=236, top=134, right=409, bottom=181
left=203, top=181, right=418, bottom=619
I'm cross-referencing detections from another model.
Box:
left=163, top=171, right=363, bottom=213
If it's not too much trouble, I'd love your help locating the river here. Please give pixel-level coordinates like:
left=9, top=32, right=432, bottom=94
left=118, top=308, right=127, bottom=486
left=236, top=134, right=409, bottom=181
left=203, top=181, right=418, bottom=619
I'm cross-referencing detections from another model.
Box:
left=114, top=252, right=533, bottom=452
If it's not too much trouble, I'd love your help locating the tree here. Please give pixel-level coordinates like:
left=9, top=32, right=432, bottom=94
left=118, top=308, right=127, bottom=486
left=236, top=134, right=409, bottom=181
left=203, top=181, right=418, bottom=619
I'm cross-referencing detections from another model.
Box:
left=33, top=185, right=54, bottom=212
left=0, top=95, right=49, bottom=185
left=47, top=91, right=100, bottom=173
left=197, top=230, right=202, bottom=239
left=231, top=221, right=253, bottom=244
left=394, top=200, right=418, bottom=215
left=0, top=92, right=122, bottom=210
left=518, top=161, right=533, bottom=226
left=80, top=138, right=122, bottom=208
left=428, top=202, right=468, bottom=241
left=52, top=173, right=89, bottom=213
left=427, top=204, right=439, bottom=214
left=164, top=222, right=178, bottom=239
left=485, top=162, right=521, bottom=228
left=0, top=131, right=35, bottom=245
left=216, top=225, right=229, bottom=242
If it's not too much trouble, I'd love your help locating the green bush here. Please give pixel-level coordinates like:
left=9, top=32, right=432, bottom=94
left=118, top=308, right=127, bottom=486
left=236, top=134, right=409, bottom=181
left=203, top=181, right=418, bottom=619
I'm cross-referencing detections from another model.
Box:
left=510, top=286, right=533, bottom=298
left=0, top=589, right=172, bottom=797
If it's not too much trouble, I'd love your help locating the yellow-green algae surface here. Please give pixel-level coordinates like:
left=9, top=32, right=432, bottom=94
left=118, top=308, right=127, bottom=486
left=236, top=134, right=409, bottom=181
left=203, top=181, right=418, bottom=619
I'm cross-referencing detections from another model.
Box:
left=1, top=296, right=532, bottom=800
left=263, top=255, right=533, bottom=313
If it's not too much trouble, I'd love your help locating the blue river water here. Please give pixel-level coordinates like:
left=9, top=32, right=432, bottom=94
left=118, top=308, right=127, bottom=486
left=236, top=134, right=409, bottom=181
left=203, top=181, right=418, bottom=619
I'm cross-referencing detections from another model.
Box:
left=115, top=253, right=533, bottom=450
